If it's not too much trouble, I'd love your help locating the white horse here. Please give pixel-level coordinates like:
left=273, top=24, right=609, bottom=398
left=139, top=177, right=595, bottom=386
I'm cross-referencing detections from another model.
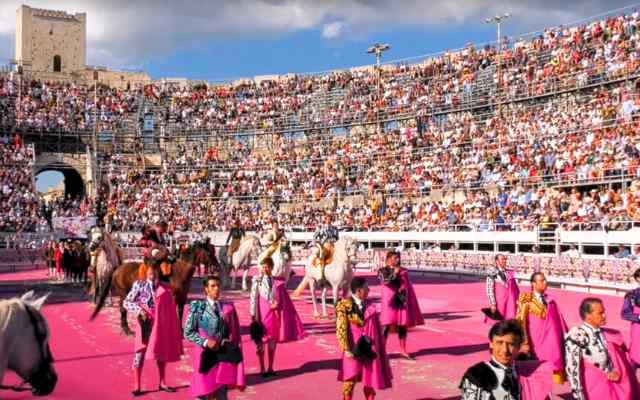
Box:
left=218, top=235, right=262, bottom=291
left=0, top=291, right=57, bottom=396
left=88, top=227, right=122, bottom=304
left=262, top=239, right=293, bottom=284
left=299, top=236, right=358, bottom=318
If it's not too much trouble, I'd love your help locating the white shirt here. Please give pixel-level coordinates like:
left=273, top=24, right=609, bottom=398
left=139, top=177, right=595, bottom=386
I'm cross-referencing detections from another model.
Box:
left=486, top=358, right=518, bottom=400
left=534, top=291, right=547, bottom=306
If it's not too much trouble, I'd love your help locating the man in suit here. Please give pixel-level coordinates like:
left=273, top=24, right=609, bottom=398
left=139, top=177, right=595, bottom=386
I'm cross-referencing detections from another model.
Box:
left=184, top=275, right=245, bottom=400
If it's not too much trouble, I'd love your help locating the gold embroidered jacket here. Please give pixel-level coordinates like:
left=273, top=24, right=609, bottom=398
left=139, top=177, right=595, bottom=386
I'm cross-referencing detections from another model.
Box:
left=515, top=292, right=547, bottom=345
left=336, top=298, right=365, bottom=353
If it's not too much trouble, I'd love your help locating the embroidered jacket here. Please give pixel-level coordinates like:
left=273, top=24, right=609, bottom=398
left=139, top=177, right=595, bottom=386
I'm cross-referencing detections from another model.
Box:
left=184, top=299, right=230, bottom=348
left=123, top=279, right=156, bottom=317
left=564, top=323, right=614, bottom=400
left=515, top=292, right=548, bottom=346
left=335, top=297, right=366, bottom=353
left=486, top=267, right=509, bottom=306
left=313, top=224, right=339, bottom=245
left=459, top=360, right=521, bottom=400
left=249, top=274, right=276, bottom=317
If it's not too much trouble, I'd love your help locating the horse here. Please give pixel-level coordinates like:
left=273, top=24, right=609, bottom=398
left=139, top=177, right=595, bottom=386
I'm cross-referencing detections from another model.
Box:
left=90, top=245, right=201, bottom=336
left=0, top=291, right=57, bottom=396
left=299, top=236, right=358, bottom=318
left=177, top=242, right=220, bottom=277
left=88, top=227, right=122, bottom=304
left=218, top=235, right=262, bottom=291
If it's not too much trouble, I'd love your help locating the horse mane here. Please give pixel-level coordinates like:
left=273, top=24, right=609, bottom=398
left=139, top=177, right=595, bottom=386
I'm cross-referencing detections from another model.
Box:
left=100, top=230, right=121, bottom=267
left=0, top=297, right=48, bottom=336
left=333, top=236, right=355, bottom=264
left=0, top=298, right=21, bottom=330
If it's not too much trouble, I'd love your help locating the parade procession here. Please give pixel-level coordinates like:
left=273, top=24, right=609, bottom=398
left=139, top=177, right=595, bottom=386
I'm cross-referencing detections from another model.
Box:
left=6, top=1, right=640, bottom=399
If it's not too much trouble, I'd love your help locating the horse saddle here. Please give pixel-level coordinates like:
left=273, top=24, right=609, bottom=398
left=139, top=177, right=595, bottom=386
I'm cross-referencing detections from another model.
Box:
left=313, top=243, right=335, bottom=267
left=160, top=262, right=172, bottom=277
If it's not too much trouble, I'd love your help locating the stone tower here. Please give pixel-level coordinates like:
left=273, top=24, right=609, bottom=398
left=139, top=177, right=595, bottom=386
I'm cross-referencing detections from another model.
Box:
left=15, top=5, right=86, bottom=73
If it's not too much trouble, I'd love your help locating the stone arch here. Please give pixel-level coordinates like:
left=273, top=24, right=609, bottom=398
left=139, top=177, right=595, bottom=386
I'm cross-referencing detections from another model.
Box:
left=36, top=164, right=85, bottom=199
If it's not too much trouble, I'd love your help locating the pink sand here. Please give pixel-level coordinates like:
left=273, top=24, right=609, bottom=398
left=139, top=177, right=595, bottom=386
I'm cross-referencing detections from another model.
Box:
left=0, top=268, right=634, bottom=399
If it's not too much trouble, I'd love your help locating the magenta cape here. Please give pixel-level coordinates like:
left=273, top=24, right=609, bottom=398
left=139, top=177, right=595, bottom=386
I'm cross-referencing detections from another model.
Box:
left=337, top=304, right=393, bottom=390
left=517, top=360, right=554, bottom=400
left=485, top=269, right=520, bottom=324
left=582, top=328, right=640, bottom=400
left=257, top=278, right=306, bottom=343
left=273, top=277, right=306, bottom=342
left=134, top=282, right=183, bottom=362
left=527, top=298, right=568, bottom=372
left=379, top=268, right=425, bottom=328
left=190, top=303, right=246, bottom=398
left=630, top=304, right=640, bottom=367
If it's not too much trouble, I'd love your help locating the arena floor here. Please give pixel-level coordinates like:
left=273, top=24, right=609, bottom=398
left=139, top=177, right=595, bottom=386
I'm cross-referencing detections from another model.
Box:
left=0, top=267, right=632, bottom=399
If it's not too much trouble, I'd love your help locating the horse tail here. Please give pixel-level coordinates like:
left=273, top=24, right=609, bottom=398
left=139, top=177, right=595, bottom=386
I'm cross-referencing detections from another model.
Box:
left=90, top=266, right=114, bottom=321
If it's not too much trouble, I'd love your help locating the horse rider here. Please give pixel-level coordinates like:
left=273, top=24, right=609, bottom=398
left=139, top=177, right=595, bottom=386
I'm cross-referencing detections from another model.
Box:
left=137, top=221, right=173, bottom=277
left=313, top=214, right=339, bottom=284
left=291, top=214, right=339, bottom=297
left=226, top=218, right=246, bottom=258
left=258, top=219, right=286, bottom=262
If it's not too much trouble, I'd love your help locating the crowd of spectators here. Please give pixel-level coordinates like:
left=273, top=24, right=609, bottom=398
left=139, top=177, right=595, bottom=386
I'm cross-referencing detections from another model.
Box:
left=0, top=133, right=42, bottom=232
left=6, top=10, right=640, bottom=236
left=143, top=11, right=640, bottom=134
left=5, top=78, right=140, bottom=133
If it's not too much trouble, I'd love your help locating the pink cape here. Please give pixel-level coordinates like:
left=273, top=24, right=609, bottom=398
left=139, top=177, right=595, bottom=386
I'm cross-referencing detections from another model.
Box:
left=629, top=305, right=640, bottom=367
left=582, top=328, right=640, bottom=400
left=338, top=304, right=393, bottom=390
left=141, top=282, right=183, bottom=362
left=527, top=299, right=568, bottom=372
left=190, top=303, right=246, bottom=398
left=485, top=269, right=520, bottom=324
left=379, top=268, right=425, bottom=328
left=517, top=360, right=554, bottom=400
left=273, top=277, right=306, bottom=342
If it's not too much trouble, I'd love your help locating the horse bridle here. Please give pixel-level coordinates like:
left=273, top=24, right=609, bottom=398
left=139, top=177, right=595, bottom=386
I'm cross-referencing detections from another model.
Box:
left=0, top=305, right=56, bottom=395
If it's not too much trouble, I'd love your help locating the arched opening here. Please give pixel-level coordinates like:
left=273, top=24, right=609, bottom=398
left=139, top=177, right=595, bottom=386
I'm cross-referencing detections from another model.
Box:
left=35, top=166, right=85, bottom=200
left=53, top=55, right=61, bottom=72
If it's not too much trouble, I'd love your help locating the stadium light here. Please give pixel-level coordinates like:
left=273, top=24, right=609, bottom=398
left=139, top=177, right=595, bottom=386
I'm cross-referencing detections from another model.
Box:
left=366, top=43, right=391, bottom=67
left=484, top=13, right=510, bottom=119
left=367, top=43, right=391, bottom=134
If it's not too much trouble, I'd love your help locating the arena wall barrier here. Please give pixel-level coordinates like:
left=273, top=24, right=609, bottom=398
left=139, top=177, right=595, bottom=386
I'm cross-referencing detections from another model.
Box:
left=0, top=249, right=46, bottom=273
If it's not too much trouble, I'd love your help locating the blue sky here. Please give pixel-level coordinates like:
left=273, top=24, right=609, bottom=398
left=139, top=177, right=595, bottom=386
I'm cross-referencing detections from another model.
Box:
left=1, top=0, right=637, bottom=191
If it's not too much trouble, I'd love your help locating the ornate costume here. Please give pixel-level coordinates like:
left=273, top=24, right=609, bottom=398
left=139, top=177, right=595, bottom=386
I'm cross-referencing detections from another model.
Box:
left=378, top=267, right=424, bottom=329
left=123, top=279, right=183, bottom=368
left=226, top=225, right=245, bottom=257
left=460, top=359, right=521, bottom=400
left=621, top=288, right=640, bottom=367
left=313, top=222, right=339, bottom=283
left=515, top=291, right=567, bottom=383
left=336, top=296, right=392, bottom=399
left=565, top=324, right=640, bottom=400
left=460, top=359, right=554, bottom=400
left=184, top=299, right=246, bottom=399
left=484, top=266, right=519, bottom=322
left=251, top=273, right=306, bottom=344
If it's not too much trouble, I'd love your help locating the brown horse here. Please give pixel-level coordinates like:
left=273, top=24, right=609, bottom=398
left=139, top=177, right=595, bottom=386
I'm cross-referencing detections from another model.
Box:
left=90, top=245, right=212, bottom=335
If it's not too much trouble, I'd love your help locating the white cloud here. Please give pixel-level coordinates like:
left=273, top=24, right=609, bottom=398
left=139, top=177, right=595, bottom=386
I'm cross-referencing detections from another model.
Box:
left=322, top=21, right=344, bottom=39
left=0, top=0, right=636, bottom=69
